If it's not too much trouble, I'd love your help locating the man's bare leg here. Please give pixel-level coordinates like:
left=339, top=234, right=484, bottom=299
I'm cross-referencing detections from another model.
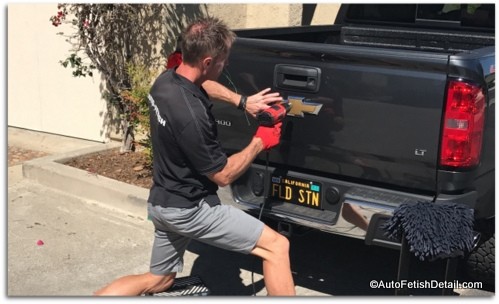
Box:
left=94, top=272, right=176, bottom=296
left=251, top=225, right=295, bottom=295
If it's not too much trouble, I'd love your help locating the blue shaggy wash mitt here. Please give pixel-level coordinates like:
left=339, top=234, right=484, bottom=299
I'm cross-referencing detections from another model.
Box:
left=383, top=201, right=475, bottom=262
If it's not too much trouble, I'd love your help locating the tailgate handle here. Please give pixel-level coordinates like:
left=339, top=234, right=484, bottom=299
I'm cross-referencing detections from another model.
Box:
left=274, top=64, right=321, bottom=92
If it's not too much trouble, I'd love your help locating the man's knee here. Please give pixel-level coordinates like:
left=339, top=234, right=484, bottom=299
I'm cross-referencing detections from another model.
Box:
left=272, top=232, right=290, bottom=255
left=253, top=225, right=291, bottom=260
left=263, top=228, right=290, bottom=256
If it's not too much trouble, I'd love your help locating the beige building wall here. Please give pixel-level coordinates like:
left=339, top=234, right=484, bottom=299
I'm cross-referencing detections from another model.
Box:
left=8, top=4, right=110, bottom=142
left=8, top=3, right=339, bottom=142
left=208, top=3, right=340, bottom=28
left=310, top=3, right=341, bottom=25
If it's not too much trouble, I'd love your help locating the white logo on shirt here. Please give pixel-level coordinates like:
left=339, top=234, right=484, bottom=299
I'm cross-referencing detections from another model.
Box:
left=148, top=94, right=166, bottom=127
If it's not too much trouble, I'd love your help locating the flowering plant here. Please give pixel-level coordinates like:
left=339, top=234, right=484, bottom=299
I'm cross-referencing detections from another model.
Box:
left=49, top=3, right=170, bottom=152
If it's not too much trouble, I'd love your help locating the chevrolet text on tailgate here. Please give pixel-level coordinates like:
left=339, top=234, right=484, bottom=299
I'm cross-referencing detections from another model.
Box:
left=212, top=4, right=495, bottom=287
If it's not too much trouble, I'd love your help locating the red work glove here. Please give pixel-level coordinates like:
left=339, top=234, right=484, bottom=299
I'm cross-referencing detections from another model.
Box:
left=254, top=122, right=282, bottom=150
left=166, top=51, right=182, bottom=70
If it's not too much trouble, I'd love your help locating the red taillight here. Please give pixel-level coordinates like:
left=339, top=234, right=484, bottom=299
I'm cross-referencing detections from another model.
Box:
left=440, top=80, right=485, bottom=168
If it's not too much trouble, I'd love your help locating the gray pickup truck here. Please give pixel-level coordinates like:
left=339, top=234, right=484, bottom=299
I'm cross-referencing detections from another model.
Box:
left=212, top=3, right=495, bottom=286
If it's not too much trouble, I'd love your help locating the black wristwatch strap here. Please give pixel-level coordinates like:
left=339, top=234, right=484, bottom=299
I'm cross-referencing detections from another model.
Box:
left=238, top=95, right=247, bottom=111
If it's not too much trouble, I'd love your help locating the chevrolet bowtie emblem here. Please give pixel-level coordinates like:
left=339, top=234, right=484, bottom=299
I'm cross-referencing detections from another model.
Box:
left=286, top=96, right=323, bottom=117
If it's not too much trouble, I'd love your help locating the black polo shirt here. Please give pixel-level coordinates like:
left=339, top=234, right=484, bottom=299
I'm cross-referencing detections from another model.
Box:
left=147, top=69, right=228, bottom=208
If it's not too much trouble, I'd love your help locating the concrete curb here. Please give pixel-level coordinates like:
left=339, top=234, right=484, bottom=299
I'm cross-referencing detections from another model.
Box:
left=22, top=142, right=149, bottom=216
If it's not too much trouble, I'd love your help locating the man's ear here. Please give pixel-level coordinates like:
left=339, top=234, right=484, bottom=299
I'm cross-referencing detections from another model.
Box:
left=202, top=57, right=212, bottom=69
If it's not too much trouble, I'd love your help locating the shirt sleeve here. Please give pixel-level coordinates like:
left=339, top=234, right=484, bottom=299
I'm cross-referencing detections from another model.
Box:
left=177, top=119, right=228, bottom=176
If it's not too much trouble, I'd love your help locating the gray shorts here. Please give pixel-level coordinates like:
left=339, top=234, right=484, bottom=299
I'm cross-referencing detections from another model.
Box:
left=147, top=199, right=264, bottom=275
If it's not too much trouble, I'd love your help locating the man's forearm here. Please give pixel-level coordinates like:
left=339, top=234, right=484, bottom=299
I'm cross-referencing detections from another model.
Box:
left=202, top=80, right=240, bottom=107
left=208, top=137, right=263, bottom=187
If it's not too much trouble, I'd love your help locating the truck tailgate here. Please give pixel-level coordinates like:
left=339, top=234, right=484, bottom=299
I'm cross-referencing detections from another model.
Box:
left=213, top=40, right=451, bottom=192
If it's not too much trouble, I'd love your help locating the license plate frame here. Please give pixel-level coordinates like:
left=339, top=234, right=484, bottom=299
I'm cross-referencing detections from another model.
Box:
left=269, top=175, right=322, bottom=210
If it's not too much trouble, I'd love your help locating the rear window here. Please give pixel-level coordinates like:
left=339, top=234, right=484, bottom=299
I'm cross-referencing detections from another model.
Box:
left=346, top=4, right=494, bottom=30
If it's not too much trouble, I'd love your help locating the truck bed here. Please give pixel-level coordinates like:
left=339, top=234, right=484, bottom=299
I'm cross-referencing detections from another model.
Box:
left=235, top=24, right=494, bottom=53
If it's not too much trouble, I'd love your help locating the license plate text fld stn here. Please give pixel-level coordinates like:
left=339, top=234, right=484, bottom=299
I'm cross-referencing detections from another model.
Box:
left=270, top=176, right=322, bottom=209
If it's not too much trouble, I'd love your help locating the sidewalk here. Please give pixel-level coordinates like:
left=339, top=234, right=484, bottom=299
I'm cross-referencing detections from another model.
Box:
left=5, top=127, right=270, bottom=297
left=7, top=127, right=156, bottom=296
